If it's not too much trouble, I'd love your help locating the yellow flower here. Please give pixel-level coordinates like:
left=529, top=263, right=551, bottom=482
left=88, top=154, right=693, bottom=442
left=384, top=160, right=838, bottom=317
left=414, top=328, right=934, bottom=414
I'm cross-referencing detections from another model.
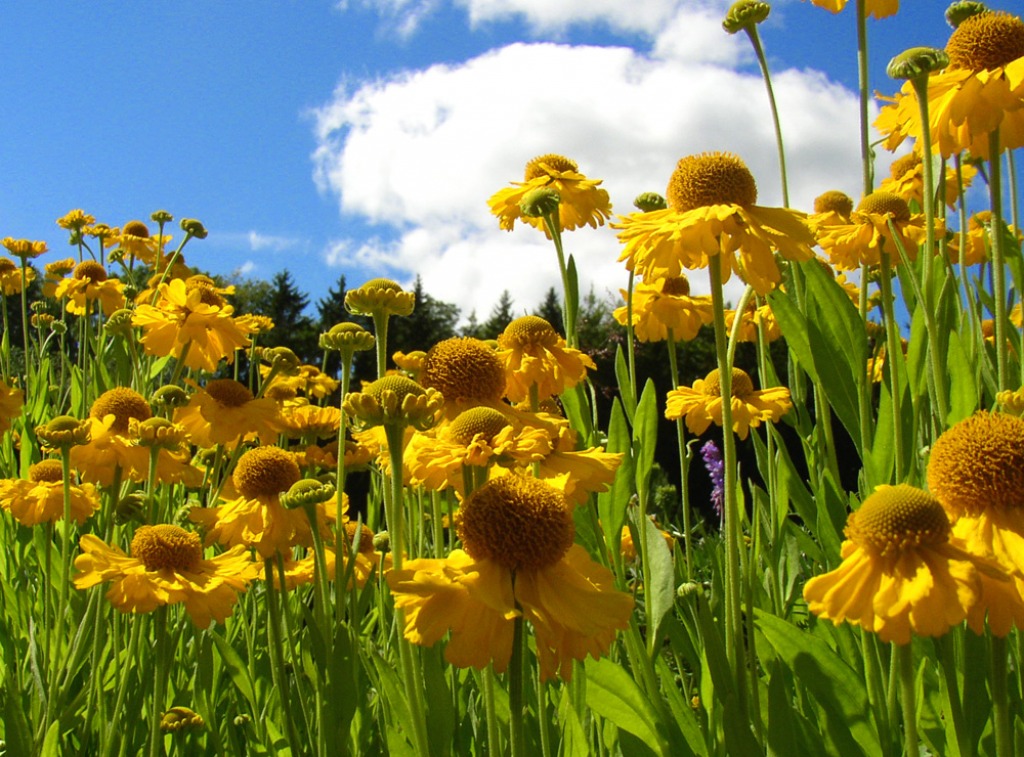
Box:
left=803, top=484, right=1011, bottom=644
left=0, top=380, right=24, bottom=434
left=277, top=400, right=342, bottom=441
left=724, top=298, right=780, bottom=343
left=802, top=0, right=897, bottom=19
left=387, top=476, right=633, bottom=680
left=877, top=149, right=976, bottom=209
left=529, top=421, right=623, bottom=505
left=344, top=278, right=415, bottom=318
left=2, top=237, right=48, bottom=260
left=810, top=190, right=854, bottom=227
left=174, top=379, right=282, bottom=449
left=272, top=521, right=389, bottom=590
left=948, top=210, right=1023, bottom=266
left=404, top=407, right=551, bottom=493
left=496, top=316, right=594, bottom=403
left=665, top=367, right=791, bottom=440
left=56, top=209, right=96, bottom=231
left=0, top=257, right=33, bottom=296
left=927, top=412, right=1024, bottom=635
left=260, top=363, right=339, bottom=399
left=74, top=524, right=258, bottom=628
left=0, top=460, right=100, bottom=526
left=875, top=11, right=1024, bottom=159
left=615, top=153, right=815, bottom=295
left=420, top=337, right=506, bottom=415
left=70, top=388, right=152, bottom=485
left=488, top=154, right=612, bottom=235
left=613, top=275, right=713, bottom=343
left=190, top=445, right=339, bottom=557
left=816, top=191, right=935, bottom=270
left=105, top=220, right=163, bottom=265
left=132, top=278, right=251, bottom=372
left=996, top=387, right=1024, bottom=415
left=50, top=261, right=126, bottom=316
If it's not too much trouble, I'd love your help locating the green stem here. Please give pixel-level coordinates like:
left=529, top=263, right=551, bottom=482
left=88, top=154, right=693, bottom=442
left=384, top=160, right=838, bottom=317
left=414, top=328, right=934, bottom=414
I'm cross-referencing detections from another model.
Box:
left=877, top=251, right=905, bottom=482
left=991, top=634, right=1012, bottom=757
left=936, top=635, right=970, bottom=757
left=744, top=25, right=789, bottom=207
left=148, top=608, right=169, bottom=757
left=508, top=613, right=526, bottom=757
left=372, top=311, right=391, bottom=379
left=625, top=270, right=638, bottom=409
left=895, top=643, right=919, bottom=757
left=856, top=0, right=873, bottom=196
left=708, top=255, right=747, bottom=714
left=481, top=666, right=502, bottom=755
left=263, top=563, right=304, bottom=757
left=988, top=129, right=1009, bottom=392
left=541, top=213, right=576, bottom=347
left=666, top=330, right=693, bottom=580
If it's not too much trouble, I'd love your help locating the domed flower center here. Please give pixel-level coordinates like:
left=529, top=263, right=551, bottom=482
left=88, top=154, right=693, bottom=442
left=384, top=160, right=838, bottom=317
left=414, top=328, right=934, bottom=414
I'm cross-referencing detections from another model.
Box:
left=367, top=375, right=426, bottom=403
left=700, top=367, right=755, bottom=398
left=447, top=407, right=511, bottom=445
left=90, top=387, right=152, bottom=434
left=131, top=525, right=204, bottom=571
left=233, top=446, right=301, bottom=500
left=204, top=379, right=255, bottom=408
left=499, top=316, right=558, bottom=349
left=813, top=190, right=854, bottom=216
left=947, top=11, right=1024, bottom=71
left=122, top=220, right=150, bottom=239
left=29, top=459, right=65, bottom=483
left=345, top=521, right=377, bottom=555
left=927, top=411, right=1024, bottom=518
left=73, top=261, right=108, bottom=283
left=0, top=258, right=16, bottom=274
left=846, top=485, right=950, bottom=554
left=667, top=153, right=758, bottom=212
left=457, top=476, right=575, bottom=572
left=361, top=278, right=402, bottom=293
left=421, top=338, right=506, bottom=403
left=661, top=276, right=691, bottom=297
left=524, top=154, right=578, bottom=181
left=889, top=153, right=921, bottom=179
left=856, top=191, right=911, bottom=222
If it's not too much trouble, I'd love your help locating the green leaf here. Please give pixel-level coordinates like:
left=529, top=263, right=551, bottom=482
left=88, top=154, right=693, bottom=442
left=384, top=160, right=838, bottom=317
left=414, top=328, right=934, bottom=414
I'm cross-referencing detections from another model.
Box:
left=584, top=657, right=666, bottom=755
left=756, top=611, right=881, bottom=757
left=41, top=721, right=61, bottom=757
left=633, top=379, right=659, bottom=499
left=211, top=630, right=258, bottom=714
left=615, top=344, right=637, bottom=425
left=598, top=399, right=634, bottom=556
left=641, top=513, right=675, bottom=650
left=946, top=330, right=978, bottom=424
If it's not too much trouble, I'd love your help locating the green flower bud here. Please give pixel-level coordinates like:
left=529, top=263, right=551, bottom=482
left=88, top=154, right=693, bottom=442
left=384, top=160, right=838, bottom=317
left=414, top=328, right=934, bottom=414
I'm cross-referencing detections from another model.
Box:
left=36, top=415, right=91, bottom=450
left=946, top=1, right=988, bottom=28
left=280, top=478, right=336, bottom=510
left=150, top=210, right=174, bottom=225
left=151, top=385, right=190, bottom=409
left=887, top=47, right=950, bottom=80
left=105, top=309, right=136, bottom=338
left=519, top=187, right=561, bottom=218
left=319, top=321, right=376, bottom=353
left=180, top=218, right=208, bottom=239
left=722, top=0, right=770, bottom=34
left=634, top=192, right=668, bottom=213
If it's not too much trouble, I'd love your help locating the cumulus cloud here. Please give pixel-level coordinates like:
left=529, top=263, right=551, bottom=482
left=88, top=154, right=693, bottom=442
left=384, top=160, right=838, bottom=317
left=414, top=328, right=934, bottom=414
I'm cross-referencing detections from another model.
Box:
left=313, top=4, right=870, bottom=322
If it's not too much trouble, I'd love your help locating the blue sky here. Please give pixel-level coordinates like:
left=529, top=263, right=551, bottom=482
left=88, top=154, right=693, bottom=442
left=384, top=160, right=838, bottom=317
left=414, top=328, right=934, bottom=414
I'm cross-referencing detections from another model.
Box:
left=1, top=0, right=1018, bottom=321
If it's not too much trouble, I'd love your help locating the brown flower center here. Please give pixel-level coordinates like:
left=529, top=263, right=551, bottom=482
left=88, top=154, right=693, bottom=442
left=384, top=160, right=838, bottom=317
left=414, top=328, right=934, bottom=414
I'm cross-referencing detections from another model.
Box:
left=845, top=485, right=950, bottom=554
left=233, top=446, right=301, bottom=500
left=122, top=220, right=150, bottom=239
left=29, top=459, right=65, bottom=483
left=421, top=338, right=506, bottom=404
left=345, top=521, right=377, bottom=555
left=947, top=11, right=1024, bottom=71
left=661, top=276, right=692, bottom=297
left=499, top=316, right=558, bottom=349
left=0, top=258, right=16, bottom=275
left=204, top=379, right=255, bottom=408
left=90, top=387, right=152, bottom=434
left=856, top=191, right=911, bottom=223
left=457, top=476, right=574, bottom=572
left=889, top=153, right=921, bottom=180
left=73, top=261, right=108, bottom=283
left=927, top=411, right=1024, bottom=518
left=667, top=153, right=758, bottom=212
left=524, top=154, right=578, bottom=181
left=700, top=367, right=754, bottom=398
left=130, top=524, right=204, bottom=571
left=446, top=407, right=511, bottom=445
left=813, top=190, right=854, bottom=216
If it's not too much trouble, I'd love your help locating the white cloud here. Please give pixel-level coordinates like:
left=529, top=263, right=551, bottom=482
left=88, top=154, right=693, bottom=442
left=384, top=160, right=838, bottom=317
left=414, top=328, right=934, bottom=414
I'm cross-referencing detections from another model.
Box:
left=312, top=7, right=869, bottom=323
left=234, top=260, right=257, bottom=276
left=247, top=230, right=304, bottom=252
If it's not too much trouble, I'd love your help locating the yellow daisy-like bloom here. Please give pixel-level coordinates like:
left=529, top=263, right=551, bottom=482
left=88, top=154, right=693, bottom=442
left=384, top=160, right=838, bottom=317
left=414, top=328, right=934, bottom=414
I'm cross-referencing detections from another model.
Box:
left=802, top=0, right=897, bottom=19
left=803, top=484, right=1011, bottom=644
left=43, top=257, right=76, bottom=282
left=387, top=475, right=633, bottom=680
left=174, top=379, right=282, bottom=449
left=816, top=191, right=934, bottom=270
left=528, top=421, right=623, bottom=505
left=810, top=190, right=854, bottom=226
left=0, top=460, right=100, bottom=526
left=665, top=367, right=791, bottom=440
left=70, top=388, right=153, bottom=484
left=615, top=153, right=815, bottom=295
left=996, top=386, right=1024, bottom=415
left=190, top=445, right=338, bottom=557
left=344, top=278, right=415, bottom=318
left=496, top=316, right=595, bottom=403
left=277, top=400, right=342, bottom=441
left=421, top=337, right=506, bottom=412
left=724, top=298, right=780, bottom=343
left=51, top=260, right=127, bottom=316
left=927, top=412, right=1024, bottom=635
left=877, top=150, right=976, bottom=209
left=260, top=363, right=339, bottom=400
left=273, top=521, right=388, bottom=591
left=73, top=524, right=258, bottom=628
left=132, top=277, right=251, bottom=372
left=488, top=154, right=613, bottom=235
left=106, top=220, right=163, bottom=266
left=613, top=275, right=713, bottom=343
left=56, top=209, right=96, bottom=231
left=0, top=257, right=34, bottom=296
left=2, top=237, right=47, bottom=260
left=404, top=406, right=552, bottom=492
left=393, top=350, right=426, bottom=379
left=948, top=210, right=1023, bottom=266
left=875, top=11, right=1024, bottom=159
left=0, top=380, right=24, bottom=434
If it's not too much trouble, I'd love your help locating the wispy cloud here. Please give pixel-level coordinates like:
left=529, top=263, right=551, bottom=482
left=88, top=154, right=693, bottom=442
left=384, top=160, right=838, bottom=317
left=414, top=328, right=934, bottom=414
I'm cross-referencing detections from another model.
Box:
left=246, top=230, right=304, bottom=252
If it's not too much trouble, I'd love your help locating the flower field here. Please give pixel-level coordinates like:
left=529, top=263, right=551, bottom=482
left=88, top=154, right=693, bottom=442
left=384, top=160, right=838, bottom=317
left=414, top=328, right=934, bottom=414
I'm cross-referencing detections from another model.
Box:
left=2, top=2, right=1024, bottom=755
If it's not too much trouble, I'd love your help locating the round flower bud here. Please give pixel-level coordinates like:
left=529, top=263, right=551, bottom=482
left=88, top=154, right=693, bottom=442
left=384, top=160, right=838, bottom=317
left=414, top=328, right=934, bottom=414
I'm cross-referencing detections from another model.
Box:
left=151, top=385, right=190, bottom=410
left=37, top=415, right=91, bottom=450
left=946, top=2, right=989, bottom=28
left=319, top=321, right=376, bottom=353
left=722, top=1, right=770, bottom=34
left=104, top=309, right=136, bottom=338
left=280, top=478, right=336, bottom=510
left=633, top=192, right=668, bottom=212
left=887, top=47, right=950, bottom=80
left=345, top=279, right=416, bottom=318
left=180, top=218, right=208, bottom=239
left=519, top=187, right=561, bottom=219
left=150, top=210, right=174, bottom=225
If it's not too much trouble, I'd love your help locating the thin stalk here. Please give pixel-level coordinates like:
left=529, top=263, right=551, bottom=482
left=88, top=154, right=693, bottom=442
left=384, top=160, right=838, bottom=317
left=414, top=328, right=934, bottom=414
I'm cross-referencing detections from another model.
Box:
left=508, top=613, right=526, bottom=757
left=877, top=251, right=905, bottom=482
left=936, top=634, right=970, bottom=757
left=625, top=270, right=638, bottom=408
left=895, top=643, right=919, bottom=757
left=540, top=213, right=576, bottom=347
left=148, top=608, right=169, bottom=757
left=856, top=0, right=873, bottom=196
left=743, top=24, right=789, bottom=206
left=987, top=130, right=1009, bottom=391
left=371, top=311, right=390, bottom=379
left=263, top=564, right=304, bottom=757
left=991, top=635, right=1012, bottom=757
left=666, top=329, right=693, bottom=578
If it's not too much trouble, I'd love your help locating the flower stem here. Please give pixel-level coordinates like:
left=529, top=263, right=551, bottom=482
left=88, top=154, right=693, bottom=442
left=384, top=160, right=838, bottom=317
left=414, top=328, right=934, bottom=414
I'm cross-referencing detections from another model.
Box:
left=707, top=255, right=747, bottom=714
left=148, top=607, right=169, bottom=757
left=988, top=129, right=1009, bottom=392
left=877, top=251, right=905, bottom=482
left=508, top=613, right=526, bottom=757
left=991, top=634, right=1013, bottom=757
left=666, top=329, right=693, bottom=579
left=743, top=25, right=789, bottom=207
left=541, top=213, right=577, bottom=347
left=895, top=642, right=919, bottom=757
left=856, top=0, right=874, bottom=195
